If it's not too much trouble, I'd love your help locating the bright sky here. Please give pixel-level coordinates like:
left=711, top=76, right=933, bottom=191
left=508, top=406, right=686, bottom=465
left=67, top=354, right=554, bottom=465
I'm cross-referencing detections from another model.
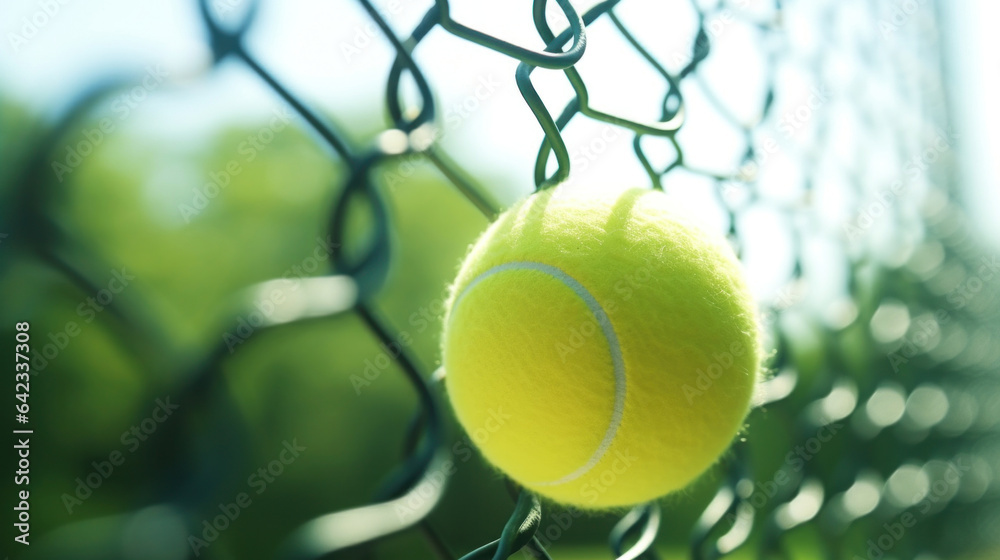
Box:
left=0, top=0, right=765, bottom=198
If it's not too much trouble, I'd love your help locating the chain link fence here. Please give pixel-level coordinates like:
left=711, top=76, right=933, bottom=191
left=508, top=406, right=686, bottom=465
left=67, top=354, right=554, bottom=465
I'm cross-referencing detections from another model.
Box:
left=2, top=0, right=999, bottom=558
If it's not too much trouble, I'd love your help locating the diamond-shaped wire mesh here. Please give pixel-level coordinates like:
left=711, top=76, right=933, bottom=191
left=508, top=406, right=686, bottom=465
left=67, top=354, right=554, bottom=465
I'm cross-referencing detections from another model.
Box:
left=2, top=0, right=998, bottom=558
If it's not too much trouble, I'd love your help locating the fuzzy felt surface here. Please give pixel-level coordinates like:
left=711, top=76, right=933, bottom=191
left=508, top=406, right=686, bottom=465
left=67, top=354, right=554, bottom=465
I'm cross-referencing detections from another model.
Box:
left=442, top=186, right=761, bottom=508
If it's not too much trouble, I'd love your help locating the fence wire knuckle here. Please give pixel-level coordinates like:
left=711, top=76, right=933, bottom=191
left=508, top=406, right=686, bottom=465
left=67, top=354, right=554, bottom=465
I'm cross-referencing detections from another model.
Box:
left=6, top=0, right=999, bottom=558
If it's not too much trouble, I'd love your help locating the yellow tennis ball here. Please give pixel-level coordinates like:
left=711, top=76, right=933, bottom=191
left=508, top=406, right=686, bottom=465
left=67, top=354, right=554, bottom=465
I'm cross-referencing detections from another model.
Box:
left=442, top=186, right=761, bottom=509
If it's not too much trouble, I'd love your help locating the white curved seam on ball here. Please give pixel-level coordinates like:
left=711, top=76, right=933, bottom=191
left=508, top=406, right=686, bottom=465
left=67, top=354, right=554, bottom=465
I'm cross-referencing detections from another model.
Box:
left=452, top=260, right=626, bottom=487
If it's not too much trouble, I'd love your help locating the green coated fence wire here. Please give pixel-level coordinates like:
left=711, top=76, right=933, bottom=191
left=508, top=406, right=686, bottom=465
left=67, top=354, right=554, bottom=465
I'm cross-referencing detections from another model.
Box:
left=3, top=0, right=999, bottom=558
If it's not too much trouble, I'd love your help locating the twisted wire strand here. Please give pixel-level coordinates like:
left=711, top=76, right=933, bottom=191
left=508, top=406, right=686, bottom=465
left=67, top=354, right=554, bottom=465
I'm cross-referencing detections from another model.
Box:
left=4, top=0, right=996, bottom=558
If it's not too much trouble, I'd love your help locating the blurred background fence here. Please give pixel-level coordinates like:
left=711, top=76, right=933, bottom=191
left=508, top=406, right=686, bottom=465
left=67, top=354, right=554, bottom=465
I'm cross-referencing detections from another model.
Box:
left=2, top=0, right=999, bottom=559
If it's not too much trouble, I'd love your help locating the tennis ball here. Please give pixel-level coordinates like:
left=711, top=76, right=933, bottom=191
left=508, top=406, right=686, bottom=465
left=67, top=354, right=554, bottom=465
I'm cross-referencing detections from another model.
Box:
left=442, top=186, right=761, bottom=508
